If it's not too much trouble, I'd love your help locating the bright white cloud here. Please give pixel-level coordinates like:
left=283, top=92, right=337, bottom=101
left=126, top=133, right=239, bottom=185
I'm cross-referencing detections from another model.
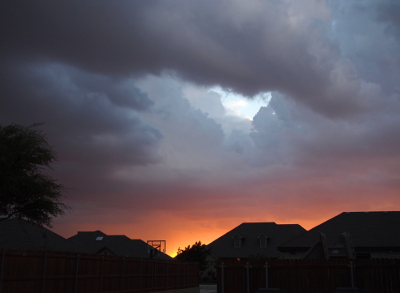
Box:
left=208, top=86, right=271, bottom=120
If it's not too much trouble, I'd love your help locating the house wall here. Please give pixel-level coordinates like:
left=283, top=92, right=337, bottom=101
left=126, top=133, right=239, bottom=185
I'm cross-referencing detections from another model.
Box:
left=278, top=251, right=307, bottom=259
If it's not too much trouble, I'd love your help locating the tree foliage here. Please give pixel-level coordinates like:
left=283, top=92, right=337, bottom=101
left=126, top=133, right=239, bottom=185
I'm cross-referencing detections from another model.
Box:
left=175, top=241, right=211, bottom=273
left=0, top=123, right=68, bottom=227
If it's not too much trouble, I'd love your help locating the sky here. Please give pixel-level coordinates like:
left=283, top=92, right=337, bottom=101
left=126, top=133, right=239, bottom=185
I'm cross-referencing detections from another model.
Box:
left=1, top=0, right=400, bottom=257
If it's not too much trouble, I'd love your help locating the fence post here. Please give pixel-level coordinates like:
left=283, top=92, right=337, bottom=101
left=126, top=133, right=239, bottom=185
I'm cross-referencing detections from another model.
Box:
left=154, top=257, right=157, bottom=292
left=166, top=260, right=169, bottom=290
left=220, top=262, right=225, bottom=293
left=177, top=260, right=180, bottom=290
left=0, top=250, right=5, bottom=293
left=121, top=256, right=125, bottom=291
left=264, top=262, right=269, bottom=289
left=74, top=254, right=80, bottom=293
left=41, top=252, right=47, bottom=293
left=100, top=256, right=104, bottom=293
left=140, top=258, right=143, bottom=293
left=350, top=261, right=355, bottom=288
left=185, top=262, right=187, bottom=288
left=246, top=262, right=251, bottom=293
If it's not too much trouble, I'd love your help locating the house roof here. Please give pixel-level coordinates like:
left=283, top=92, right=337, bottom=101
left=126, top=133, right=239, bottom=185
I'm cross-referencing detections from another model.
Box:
left=278, top=211, right=400, bottom=253
left=207, top=222, right=306, bottom=259
left=0, top=217, right=86, bottom=253
left=68, top=230, right=172, bottom=260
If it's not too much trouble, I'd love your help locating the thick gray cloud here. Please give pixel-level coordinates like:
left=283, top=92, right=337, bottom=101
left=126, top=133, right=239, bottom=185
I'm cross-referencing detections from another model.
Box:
left=1, top=0, right=385, bottom=118
left=377, top=2, right=400, bottom=30
left=0, top=61, right=162, bottom=198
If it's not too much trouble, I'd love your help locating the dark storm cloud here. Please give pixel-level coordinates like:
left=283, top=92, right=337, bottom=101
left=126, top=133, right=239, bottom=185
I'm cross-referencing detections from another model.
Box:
left=377, top=2, right=400, bottom=30
left=1, top=0, right=376, bottom=118
left=328, top=0, right=400, bottom=98
left=1, top=1, right=148, bottom=73
left=0, top=61, right=162, bottom=195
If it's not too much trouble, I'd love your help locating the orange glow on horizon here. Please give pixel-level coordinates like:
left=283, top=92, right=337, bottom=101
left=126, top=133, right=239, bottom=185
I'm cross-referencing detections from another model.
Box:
left=51, top=197, right=400, bottom=258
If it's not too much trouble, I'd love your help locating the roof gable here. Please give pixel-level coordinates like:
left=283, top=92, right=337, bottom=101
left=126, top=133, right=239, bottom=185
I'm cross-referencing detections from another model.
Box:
left=0, top=218, right=86, bottom=253
left=279, top=211, right=400, bottom=251
left=207, top=222, right=306, bottom=259
left=68, top=231, right=172, bottom=259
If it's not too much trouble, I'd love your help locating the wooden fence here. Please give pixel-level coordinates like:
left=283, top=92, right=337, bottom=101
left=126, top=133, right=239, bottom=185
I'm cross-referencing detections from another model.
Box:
left=217, top=258, right=400, bottom=293
left=0, top=249, right=199, bottom=293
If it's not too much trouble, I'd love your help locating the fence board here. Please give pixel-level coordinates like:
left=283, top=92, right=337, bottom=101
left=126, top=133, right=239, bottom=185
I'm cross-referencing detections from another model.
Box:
left=217, top=258, right=400, bottom=293
left=0, top=249, right=199, bottom=293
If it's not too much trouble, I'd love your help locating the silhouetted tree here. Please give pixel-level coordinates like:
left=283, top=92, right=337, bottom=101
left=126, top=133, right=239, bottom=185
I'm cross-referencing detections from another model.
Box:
left=0, top=123, right=68, bottom=227
left=175, top=241, right=212, bottom=274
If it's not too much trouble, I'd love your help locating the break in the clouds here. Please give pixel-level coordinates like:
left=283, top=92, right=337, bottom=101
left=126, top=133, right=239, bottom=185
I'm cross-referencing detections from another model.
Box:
left=1, top=0, right=400, bottom=255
